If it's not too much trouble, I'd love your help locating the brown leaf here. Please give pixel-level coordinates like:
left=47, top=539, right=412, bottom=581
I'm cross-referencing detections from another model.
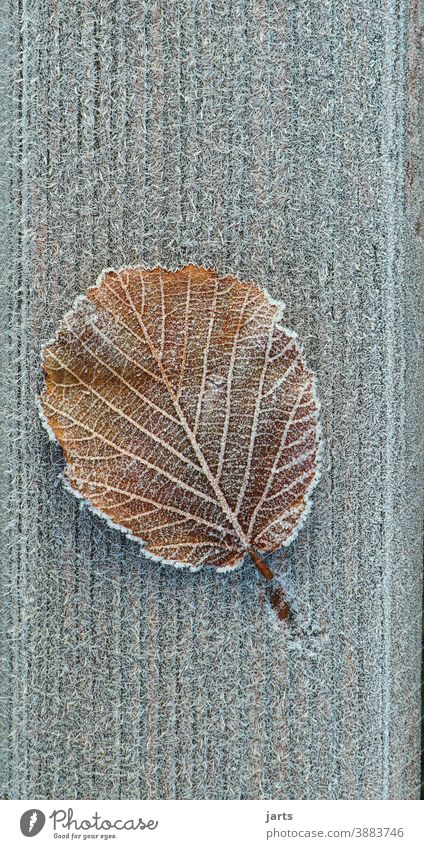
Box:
left=39, top=265, right=321, bottom=576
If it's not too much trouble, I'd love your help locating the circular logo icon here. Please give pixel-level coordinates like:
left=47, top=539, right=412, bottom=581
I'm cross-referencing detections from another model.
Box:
left=20, top=810, right=46, bottom=837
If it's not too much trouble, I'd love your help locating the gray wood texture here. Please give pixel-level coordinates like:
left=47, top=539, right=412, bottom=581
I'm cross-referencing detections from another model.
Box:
left=1, top=0, right=423, bottom=799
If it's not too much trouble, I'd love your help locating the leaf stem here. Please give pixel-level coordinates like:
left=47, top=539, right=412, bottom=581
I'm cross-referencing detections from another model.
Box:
left=248, top=549, right=291, bottom=620
left=248, top=548, right=274, bottom=581
left=269, top=586, right=291, bottom=621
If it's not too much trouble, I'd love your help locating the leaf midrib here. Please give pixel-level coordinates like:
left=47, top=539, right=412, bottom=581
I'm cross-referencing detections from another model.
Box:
left=105, top=273, right=251, bottom=550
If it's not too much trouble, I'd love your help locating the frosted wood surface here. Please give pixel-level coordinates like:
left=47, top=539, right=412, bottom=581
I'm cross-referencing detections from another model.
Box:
left=1, top=0, right=422, bottom=799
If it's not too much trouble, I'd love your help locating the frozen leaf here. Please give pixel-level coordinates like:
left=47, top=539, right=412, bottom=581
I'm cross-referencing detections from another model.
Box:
left=39, top=265, right=321, bottom=610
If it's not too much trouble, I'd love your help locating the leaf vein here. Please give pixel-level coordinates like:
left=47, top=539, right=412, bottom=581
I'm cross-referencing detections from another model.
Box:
left=216, top=289, right=252, bottom=483
left=235, top=317, right=277, bottom=515
left=43, top=398, right=218, bottom=507
left=50, top=348, right=202, bottom=474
